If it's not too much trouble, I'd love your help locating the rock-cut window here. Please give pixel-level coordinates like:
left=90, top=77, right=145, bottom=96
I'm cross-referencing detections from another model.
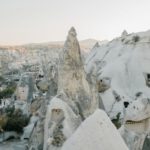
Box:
left=147, top=74, right=150, bottom=80
left=145, top=73, right=150, bottom=87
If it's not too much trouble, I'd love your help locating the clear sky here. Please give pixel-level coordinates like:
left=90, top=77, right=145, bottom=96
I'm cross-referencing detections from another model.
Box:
left=0, top=0, right=150, bottom=45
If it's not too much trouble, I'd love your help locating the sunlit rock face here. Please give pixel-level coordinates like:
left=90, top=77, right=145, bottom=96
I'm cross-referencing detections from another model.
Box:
left=58, top=27, right=99, bottom=118
left=85, top=30, right=150, bottom=119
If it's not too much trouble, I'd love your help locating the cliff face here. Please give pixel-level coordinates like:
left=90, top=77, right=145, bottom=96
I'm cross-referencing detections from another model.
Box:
left=85, top=29, right=150, bottom=150
left=85, top=30, right=150, bottom=119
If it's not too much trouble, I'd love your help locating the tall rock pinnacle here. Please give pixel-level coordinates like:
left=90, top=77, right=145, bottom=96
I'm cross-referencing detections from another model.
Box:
left=58, top=27, right=99, bottom=118
left=44, top=27, right=104, bottom=150
left=62, top=27, right=83, bottom=69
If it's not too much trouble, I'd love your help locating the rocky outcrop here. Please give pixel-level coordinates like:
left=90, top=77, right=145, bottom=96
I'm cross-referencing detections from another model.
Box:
left=28, top=96, right=47, bottom=150
left=43, top=27, right=101, bottom=150
left=121, top=96, right=150, bottom=150
left=44, top=98, right=81, bottom=150
left=62, top=109, right=128, bottom=150
left=58, top=27, right=99, bottom=118
left=85, top=29, right=150, bottom=149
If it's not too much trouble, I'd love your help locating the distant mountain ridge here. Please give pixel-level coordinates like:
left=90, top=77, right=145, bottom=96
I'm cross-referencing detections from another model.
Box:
left=0, top=39, right=108, bottom=51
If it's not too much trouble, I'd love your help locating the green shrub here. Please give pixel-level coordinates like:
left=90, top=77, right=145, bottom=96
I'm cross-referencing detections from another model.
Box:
left=111, top=112, right=121, bottom=129
left=0, top=86, right=16, bottom=99
left=4, top=108, right=30, bottom=133
left=5, top=106, right=15, bottom=117
left=4, top=115, right=29, bottom=133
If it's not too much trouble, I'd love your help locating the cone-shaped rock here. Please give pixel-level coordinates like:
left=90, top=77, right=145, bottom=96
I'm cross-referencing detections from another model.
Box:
left=58, top=27, right=99, bottom=118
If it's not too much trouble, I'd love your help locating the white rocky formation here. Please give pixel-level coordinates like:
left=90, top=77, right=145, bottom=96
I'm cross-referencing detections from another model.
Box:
left=28, top=96, right=47, bottom=150
left=44, top=97, right=81, bottom=150
left=43, top=27, right=101, bottom=150
left=58, top=27, right=100, bottom=118
left=21, top=116, right=39, bottom=140
left=0, top=38, right=100, bottom=75
left=85, top=29, right=150, bottom=149
left=62, top=109, right=128, bottom=150
left=120, top=94, right=150, bottom=150
left=21, top=123, right=35, bottom=140
left=124, top=97, right=150, bottom=134
left=85, top=29, right=150, bottom=119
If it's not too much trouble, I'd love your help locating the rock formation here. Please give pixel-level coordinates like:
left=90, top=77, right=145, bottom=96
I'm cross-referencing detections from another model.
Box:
left=121, top=95, right=150, bottom=150
left=62, top=109, right=129, bottom=150
left=57, top=27, right=99, bottom=118
left=85, top=29, right=150, bottom=149
left=43, top=27, right=101, bottom=150
left=44, top=98, right=81, bottom=150
left=28, top=96, right=47, bottom=150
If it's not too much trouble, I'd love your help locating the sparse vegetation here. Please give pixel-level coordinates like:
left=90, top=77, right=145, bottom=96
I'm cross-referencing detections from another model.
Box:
left=0, top=76, right=5, bottom=82
left=111, top=112, right=121, bottom=129
left=0, top=86, right=16, bottom=99
left=4, top=107, right=30, bottom=133
left=52, top=124, right=66, bottom=147
left=0, top=76, right=17, bottom=99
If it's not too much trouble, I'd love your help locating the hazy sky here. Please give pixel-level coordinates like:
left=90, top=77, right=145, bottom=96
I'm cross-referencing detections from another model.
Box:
left=0, top=0, right=150, bottom=45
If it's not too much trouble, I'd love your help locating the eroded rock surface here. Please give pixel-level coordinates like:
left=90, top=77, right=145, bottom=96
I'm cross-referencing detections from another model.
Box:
left=44, top=27, right=100, bottom=150
left=58, top=27, right=99, bottom=118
